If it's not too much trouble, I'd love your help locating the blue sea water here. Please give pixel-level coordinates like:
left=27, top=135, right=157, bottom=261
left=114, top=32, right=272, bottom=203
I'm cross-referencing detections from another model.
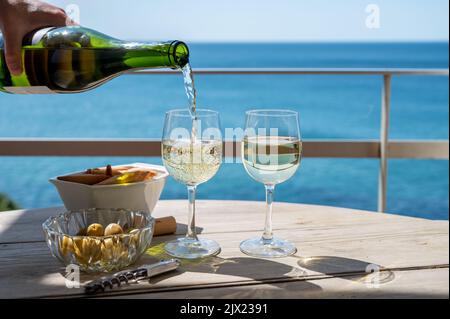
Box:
left=0, top=43, right=448, bottom=219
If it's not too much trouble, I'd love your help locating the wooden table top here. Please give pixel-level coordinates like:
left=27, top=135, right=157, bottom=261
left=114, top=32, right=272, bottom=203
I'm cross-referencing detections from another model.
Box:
left=0, top=200, right=448, bottom=299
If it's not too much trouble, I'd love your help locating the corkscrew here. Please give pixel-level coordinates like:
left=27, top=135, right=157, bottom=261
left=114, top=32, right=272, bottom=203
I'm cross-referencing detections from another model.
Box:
left=84, top=259, right=180, bottom=294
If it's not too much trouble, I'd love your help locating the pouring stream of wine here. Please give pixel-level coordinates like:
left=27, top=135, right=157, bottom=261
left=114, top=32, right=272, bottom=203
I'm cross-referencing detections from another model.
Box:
left=181, top=63, right=198, bottom=142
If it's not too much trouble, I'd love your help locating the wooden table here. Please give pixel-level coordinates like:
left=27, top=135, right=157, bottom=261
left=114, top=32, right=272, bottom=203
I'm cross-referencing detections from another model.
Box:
left=0, top=200, right=448, bottom=299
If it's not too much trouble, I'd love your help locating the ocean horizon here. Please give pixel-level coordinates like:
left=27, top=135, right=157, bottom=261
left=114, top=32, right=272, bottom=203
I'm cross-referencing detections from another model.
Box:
left=0, top=42, right=448, bottom=219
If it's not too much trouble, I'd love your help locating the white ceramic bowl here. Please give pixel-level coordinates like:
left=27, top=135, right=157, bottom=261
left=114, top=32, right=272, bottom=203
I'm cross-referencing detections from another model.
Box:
left=49, top=163, right=168, bottom=213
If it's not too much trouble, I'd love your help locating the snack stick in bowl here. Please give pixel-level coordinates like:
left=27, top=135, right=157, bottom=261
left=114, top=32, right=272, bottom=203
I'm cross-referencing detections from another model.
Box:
left=96, top=169, right=157, bottom=185
left=86, top=165, right=133, bottom=176
left=57, top=173, right=110, bottom=185
left=111, top=166, right=135, bottom=174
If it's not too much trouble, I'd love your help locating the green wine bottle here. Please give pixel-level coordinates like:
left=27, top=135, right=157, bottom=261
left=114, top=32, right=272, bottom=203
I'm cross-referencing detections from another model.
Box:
left=0, top=26, right=189, bottom=94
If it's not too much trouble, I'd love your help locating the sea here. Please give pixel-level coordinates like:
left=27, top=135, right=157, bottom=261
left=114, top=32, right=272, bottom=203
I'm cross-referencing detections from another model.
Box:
left=0, top=42, right=448, bottom=220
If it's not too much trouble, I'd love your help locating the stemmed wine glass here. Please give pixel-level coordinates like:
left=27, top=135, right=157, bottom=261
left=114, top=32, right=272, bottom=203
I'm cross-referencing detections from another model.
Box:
left=162, top=109, right=222, bottom=259
left=240, top=109, right=302, bottom=258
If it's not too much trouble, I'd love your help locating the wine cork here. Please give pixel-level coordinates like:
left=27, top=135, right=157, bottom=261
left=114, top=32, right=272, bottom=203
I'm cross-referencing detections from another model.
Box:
left=154, top=216, right=177, bottom=236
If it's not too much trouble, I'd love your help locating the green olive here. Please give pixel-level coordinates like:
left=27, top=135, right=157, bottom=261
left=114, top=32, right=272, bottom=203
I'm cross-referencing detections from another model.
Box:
left=60, top=235, right=73, bottom=256
left=104, top=223, right=123, bottom=236
left=129, top=229, right=140, bottom=246
left=101, top=237, right=126, bottom=261
left=73, top=237, right=101, bottom=265
left=87, top=223, right=104, bottom=236
left=101, top=237, right=114, bottom=260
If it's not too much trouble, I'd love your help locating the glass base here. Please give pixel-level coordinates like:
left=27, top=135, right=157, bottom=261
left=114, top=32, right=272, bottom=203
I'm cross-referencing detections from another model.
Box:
left=164, top=237, right=221, bottom=259
left=240, top=237, right=297, bottom=258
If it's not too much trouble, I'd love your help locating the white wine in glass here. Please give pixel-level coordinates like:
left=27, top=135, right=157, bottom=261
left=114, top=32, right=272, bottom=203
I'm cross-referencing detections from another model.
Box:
left=240, top=109, right=302, bottom=258
left=162, top=109, right=222, bottom=259
left=162, top=139, right=222, bottom=186
left=242, top=136, right=301, bottom=185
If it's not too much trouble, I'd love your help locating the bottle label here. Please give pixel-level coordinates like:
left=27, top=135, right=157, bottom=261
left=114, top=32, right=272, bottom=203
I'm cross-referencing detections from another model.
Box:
left=3, top=86, right=55, bottom=94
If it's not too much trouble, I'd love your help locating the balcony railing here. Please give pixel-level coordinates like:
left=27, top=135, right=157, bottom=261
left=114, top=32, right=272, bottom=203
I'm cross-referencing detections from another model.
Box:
left=0, top=68, right=449, bottom=212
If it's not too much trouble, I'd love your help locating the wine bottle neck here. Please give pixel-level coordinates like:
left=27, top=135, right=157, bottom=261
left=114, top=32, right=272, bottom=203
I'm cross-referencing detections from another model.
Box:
left=124, top=40, right=189, bottom=70
left=168, top=40, right=190, bottom=68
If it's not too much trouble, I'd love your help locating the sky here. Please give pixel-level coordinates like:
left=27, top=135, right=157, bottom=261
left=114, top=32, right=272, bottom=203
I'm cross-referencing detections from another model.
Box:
left=48, top=0, right=449, bottom=42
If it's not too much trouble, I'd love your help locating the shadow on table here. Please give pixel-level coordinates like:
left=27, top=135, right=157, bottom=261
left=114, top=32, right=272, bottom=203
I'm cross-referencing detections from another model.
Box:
left=295, top=255, right=396, bottom=286
left=142, top=243, right=323, bottom=297
left=142, top=245, right=396, bottom=296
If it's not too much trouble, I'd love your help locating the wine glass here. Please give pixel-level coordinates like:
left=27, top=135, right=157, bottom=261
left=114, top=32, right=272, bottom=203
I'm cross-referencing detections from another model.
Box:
left=240, top=109, right=302, bottom=258
left=162, top=109, right=222, bottom=259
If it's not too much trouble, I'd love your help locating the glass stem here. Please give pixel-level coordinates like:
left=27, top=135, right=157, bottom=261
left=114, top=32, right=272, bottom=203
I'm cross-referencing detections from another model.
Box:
left=262, top=184, right=275, bottom=243
left=186, top=185, right=199, bottom=241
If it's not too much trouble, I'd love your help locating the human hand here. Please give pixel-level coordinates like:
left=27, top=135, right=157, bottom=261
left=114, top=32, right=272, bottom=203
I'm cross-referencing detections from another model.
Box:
left=0, top=0, right=76, bottom=75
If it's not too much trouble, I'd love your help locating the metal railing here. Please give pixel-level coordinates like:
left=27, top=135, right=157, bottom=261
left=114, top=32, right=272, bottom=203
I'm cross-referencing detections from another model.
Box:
left=0, top=68, right=449, bottom=212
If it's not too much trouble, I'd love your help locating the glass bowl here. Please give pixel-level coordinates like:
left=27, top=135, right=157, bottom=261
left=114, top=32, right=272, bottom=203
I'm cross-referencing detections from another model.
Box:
left=42, top=208, right=155, bottom=273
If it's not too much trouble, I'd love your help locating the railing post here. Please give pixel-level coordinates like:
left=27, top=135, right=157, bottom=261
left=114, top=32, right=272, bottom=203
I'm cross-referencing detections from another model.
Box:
left=378, top=75, right=392, bottom=212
